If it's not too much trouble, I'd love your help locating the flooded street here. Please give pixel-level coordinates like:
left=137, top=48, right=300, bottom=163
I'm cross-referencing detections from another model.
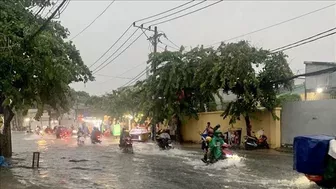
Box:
left=0, top=132, right=319, bottom=189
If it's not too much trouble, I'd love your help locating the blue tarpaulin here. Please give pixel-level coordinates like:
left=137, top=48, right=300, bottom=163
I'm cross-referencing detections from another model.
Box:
left=0, top=156, right=8, bottom=167
left=294, top=135, right=334, bottom=175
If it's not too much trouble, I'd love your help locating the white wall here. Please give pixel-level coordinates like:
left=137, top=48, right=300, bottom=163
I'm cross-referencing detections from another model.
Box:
left=281, top=99, right=336, bottom=144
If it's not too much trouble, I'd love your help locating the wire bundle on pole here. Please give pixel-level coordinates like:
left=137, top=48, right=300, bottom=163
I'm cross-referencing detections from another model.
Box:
left=101, top=0, right=224, bottom=89
left=90, top=0, right=222, bottom=80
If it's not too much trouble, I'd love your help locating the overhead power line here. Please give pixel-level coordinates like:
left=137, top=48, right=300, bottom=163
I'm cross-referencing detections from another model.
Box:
left=164, top=35, right=180, bottom=49
left=91, top=28, right=140, bottom=72
left=160, top=42, right=179, bottom=51
left=271, top=28, right=336, bottom=53
left=120, top=68, right=148, bottom=88
left=89, top=24, right=133, bottom=69
left=97, top=75, right=132, bottom=80
left=34, top=5, right=46, bottom=17
left=93, top=31, right=145, bottom=74
left=208, top=3, right=336, bottom=47
left=44, top=1, right=58, bottom=18
left=60, top=0, right=71, bottom=15
left=70, top=0, right=115, bottom=41
left=271, top=27, right=336, bottom=52
left=134, top=0, right=195, bottom=23
left=89, top=1, right=194, bottom=69
left=150, top=0, right=223, bottom=26
left=272, top=66, right=336, bottom=84
left=27, top=0, right=68, bottom=43
left=90, top=1, right=196, bottom=75
left=142, top=1, right=206, bottom=25
left=97, top=61, right=146, bottom=84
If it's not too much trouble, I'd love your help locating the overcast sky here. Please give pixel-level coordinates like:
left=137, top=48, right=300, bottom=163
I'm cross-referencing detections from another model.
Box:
left=58, top=0, right=336, bottom=95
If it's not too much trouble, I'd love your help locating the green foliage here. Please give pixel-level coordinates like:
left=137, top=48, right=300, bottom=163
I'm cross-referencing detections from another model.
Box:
left=276, top=93, right=301, bottom=107
left=138, top=47, right=218, bottom=124
left=84, top=86, right=144, bottom=121
left=0, top=0, right=93, bottom=118
left=203, top=42, right=293, bottom=125
left=88, top=41, right=293, bottom=137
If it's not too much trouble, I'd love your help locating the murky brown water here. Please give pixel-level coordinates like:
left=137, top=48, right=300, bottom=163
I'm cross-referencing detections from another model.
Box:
left=0, top=132, right=321, bottom=189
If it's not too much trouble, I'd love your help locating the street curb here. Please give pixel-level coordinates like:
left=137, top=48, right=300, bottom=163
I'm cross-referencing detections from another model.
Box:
left=274, top=147, right=293, bottom=154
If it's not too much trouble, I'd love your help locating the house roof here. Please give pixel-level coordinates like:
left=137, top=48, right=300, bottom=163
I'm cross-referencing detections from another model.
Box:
left=304, top=61, right=336, bottom=66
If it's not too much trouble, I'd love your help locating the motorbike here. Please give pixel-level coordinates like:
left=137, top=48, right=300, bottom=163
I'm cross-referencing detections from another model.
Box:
left=157, top=138, right=173, bottom=150
left=156, top=132, right=173, bottom=150
left=120, top=136, right=133, bottom=153
left=91, top=135, right=102, bottom=144
left=77, top=136, right=85, bottom=146
left=244, top=131, right=269, bottom=150
left=56, top=127, right=72, bottom=139
left=304, top=175, right=335, bottom=188
left=201, top=135, right=233, bottom=164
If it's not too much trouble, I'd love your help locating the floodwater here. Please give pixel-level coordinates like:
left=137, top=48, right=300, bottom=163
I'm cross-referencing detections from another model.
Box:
left=0, top=132, right=321, bottom=189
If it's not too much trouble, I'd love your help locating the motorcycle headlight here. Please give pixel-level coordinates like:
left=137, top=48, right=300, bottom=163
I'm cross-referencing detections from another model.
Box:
left=225, top=154, right=233, bottom=158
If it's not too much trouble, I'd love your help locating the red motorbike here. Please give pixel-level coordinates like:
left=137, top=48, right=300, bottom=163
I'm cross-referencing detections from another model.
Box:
left=244, top=131, right=269, bottom=150
left=56, top=127, right=72, bottom=139
left=222, top=143, right=233, bottom=158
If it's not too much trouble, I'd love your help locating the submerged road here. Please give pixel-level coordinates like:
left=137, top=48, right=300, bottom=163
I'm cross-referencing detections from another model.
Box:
left=0, top=132, right=321, bottom=189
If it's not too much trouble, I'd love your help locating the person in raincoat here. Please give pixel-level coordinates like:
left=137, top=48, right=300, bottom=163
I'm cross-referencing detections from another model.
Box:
left=205, top=125, right=224, bottom=163
left=208, top=131, right=225, bottom=163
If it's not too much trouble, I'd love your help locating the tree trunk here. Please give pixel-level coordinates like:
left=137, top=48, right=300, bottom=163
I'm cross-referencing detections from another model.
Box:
left=48, top=110, right=51, bottom=128
left=0, top=105, right=14, bottom=157
left=174, top=116, right=182, bottom=143
left=244, top=115, right=252, bottom=137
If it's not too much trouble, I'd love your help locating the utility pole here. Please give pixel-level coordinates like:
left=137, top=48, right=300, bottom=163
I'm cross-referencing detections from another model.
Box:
left=133, top=23, right=159, bottom=73
left=133, top=23, right=160, bottom=141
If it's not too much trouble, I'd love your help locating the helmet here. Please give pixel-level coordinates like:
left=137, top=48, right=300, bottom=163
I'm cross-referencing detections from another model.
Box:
left=205, top=136, right=212, bottom=142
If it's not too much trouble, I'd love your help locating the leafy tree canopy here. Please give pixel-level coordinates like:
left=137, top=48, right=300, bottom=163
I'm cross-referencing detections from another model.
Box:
left=207, top=41, right=293, bottom=135
left=87, top=41, right=293, bottom=138
left=0, top=0, right=93, bottom=157
left=276, top=93, right=301, bottom=107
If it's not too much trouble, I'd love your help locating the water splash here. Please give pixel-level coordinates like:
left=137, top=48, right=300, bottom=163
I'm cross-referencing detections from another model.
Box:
left=133, top=142, right=244, bottom=171
left=183, top=154, right=244, bottom=171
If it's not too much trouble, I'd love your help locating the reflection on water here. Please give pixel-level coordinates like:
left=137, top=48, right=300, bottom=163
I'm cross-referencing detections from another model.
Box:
left=1, top=133, right=320, bottom=189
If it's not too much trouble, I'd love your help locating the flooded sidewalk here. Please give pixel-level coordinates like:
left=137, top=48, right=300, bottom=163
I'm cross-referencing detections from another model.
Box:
left=0, top=133, right=320, bottom=189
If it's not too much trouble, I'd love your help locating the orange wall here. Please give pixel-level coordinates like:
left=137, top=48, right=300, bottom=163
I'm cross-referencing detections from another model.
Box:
left=181, top=108, right=281, bottom=148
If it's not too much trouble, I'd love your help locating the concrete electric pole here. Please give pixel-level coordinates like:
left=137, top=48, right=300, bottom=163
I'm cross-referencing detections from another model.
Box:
left=132, top=23, right=160, bottom=141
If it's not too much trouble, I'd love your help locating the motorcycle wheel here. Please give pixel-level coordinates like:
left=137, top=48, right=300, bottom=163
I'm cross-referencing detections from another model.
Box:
left=315, top=179, right=336, bottom=188
left=128, top=147, right=134, bottom=154
left=245, top=143, right=252, bottom=150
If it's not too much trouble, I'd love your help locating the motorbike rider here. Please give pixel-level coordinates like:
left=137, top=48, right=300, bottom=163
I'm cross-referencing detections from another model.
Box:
left=91, top=127, right=102, bottom=144
left=77, top=128, right=85, bottom=144
left=202, top=122, right=214, bottom=137
left=201, top=122, right=214, bottom=158
left=203, top=125, right=224, bottom=163
left=157, top=129, right=171, bottom=149
left=201, top=136, right=212, bottom=163
left=119, top=127, right=127, bottom=148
